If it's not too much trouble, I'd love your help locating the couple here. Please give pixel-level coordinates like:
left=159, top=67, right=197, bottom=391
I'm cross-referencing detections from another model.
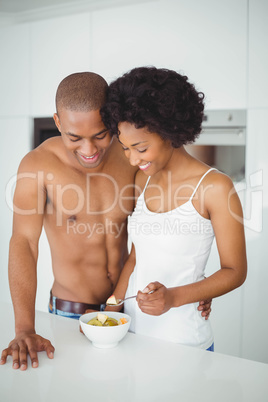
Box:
left=1, top=67, right=247, bottom=370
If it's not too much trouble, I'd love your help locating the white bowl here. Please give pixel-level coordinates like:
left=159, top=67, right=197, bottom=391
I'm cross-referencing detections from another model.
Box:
left=79, top=311, right=131, bottom=348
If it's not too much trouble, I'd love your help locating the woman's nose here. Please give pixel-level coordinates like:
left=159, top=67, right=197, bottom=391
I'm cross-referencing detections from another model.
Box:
left=129, top=151, right=141, bottom=166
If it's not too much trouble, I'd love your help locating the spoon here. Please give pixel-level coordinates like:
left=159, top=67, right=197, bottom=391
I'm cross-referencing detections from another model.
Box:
left=106, top=291, right=154, bottom=307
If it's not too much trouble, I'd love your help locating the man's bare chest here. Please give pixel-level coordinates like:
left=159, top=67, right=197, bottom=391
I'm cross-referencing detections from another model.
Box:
left=44, top=170, right=135, bottom=226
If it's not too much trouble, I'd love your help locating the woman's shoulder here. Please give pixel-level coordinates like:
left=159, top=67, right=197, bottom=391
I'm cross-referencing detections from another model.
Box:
left=204, top=168, right=235, bottom=191
left=201, top=168, right=239, bottom=212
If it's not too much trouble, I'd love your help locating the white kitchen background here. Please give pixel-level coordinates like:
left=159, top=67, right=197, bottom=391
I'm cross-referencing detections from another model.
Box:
left=0, top=0, right=267, bottom=364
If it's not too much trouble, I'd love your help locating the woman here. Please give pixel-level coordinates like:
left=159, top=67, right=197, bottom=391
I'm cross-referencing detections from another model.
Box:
left=101, top=66, right=247, bottom=350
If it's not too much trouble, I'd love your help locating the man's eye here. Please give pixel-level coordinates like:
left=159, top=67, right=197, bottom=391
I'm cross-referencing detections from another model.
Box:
left=122, top=146, right=129, bottom=151
left=69, top=137, right=80, bottom=142
left=96, top=131, right=108, bottom=140
left=138, top=149, right=147, bottom=153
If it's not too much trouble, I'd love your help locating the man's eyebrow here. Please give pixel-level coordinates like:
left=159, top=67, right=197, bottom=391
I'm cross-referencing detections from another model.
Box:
left=66, top=128, right=108, bottom=138
left=66, top=132, right=80, bottom=138
left=94, top=128, right=109, bottom=136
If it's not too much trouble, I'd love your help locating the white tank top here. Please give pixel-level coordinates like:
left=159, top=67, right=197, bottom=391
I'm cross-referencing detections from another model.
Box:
left=124, top=168, right=216, bottom=349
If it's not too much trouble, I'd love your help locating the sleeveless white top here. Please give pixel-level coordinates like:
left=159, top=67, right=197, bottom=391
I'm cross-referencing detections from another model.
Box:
left=124, top=168, right=216, bottom=349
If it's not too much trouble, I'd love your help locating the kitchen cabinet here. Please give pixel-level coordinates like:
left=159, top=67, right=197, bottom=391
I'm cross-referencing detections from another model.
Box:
left=240, top=109, right=268, bottom=364
left=91, top=0, right=247, bottom=109
left=241, top=0, right=268, bottom=363
left=30, top=13, right=91, bottom=117
left=0, top=23, right=30, bottom=117
left=248, top=0, right=268, bottom=108
left=245, top=109, right=268, bottom=207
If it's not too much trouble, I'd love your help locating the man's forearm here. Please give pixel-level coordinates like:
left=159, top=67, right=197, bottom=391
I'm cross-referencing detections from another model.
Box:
left=8, top=236, right=38, bottom=335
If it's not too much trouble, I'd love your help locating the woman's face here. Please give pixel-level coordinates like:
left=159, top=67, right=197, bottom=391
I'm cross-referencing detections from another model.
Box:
left=118, top=122, right=174, bottom=175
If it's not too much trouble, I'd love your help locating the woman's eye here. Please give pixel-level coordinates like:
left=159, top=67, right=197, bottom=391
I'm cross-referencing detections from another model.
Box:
left=138, top=149, right=147, bottom=153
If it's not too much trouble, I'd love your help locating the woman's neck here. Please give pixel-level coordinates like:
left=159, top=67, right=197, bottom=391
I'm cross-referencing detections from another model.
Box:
left=153, top=146, right=194, bottom=184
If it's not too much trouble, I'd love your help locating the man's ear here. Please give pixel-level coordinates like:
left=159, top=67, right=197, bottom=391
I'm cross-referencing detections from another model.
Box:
left=53, top=113, right=61, bottom=132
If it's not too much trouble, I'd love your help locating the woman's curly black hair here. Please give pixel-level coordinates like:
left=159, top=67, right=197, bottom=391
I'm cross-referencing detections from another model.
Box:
left=100, top=66, right=205, bottom=148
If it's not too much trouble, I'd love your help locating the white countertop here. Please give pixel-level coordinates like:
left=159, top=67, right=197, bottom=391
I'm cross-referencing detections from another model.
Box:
left=0, top=302, right=268, bottom=402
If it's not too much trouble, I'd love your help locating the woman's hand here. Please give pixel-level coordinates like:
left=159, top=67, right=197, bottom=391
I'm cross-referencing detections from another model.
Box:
left=137, top=282, right=213, bottom=319
left=136, top=282, right=174, bottom=316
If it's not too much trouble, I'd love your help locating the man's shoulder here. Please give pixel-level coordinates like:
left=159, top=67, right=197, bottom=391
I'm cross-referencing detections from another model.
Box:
left=18, top=137, right=63, bottom=172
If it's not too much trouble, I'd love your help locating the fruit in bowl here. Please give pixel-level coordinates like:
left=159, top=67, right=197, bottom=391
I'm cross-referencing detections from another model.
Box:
left=106, top=294, right=118, bottom=305
left=87, top=313, right=128, bottom=327
left=79, top=311, right=131, bottom=348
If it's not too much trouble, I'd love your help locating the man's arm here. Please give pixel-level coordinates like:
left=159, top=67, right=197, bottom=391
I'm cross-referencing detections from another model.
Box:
left=0, top=153, right=54, bottom=370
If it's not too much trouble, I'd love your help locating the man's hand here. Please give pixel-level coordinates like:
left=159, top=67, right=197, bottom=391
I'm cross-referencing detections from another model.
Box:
left=0, top=332, right=55, bottom=370
left=198, top=299, right=212, bottom=320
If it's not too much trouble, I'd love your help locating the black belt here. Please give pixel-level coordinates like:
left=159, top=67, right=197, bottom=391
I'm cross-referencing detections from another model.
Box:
left=49, top=291, right=105, bottom=314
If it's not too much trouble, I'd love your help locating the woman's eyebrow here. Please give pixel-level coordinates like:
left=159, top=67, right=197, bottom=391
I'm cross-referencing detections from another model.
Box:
left=131, top=141, right=147, bottom=146
left=118, top=139, right=147, bottom=147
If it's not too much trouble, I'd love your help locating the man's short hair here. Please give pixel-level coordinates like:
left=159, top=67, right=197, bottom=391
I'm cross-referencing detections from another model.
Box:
left=56, top=72, right=108, bottom=114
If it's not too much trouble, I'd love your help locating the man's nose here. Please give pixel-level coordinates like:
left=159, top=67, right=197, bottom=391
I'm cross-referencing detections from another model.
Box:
left=80, top=139, right=97, bottom=156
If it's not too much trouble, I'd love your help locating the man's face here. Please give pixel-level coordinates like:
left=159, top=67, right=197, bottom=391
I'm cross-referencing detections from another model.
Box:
left=54, top=108, right=113, bottom=169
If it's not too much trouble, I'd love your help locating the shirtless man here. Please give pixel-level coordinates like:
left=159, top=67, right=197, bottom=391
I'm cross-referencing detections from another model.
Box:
left=0, top=72, right=211, bottom=371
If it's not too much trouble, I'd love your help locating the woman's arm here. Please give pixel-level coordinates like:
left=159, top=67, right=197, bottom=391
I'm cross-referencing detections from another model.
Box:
left=105, top=244, right=136, bottom=311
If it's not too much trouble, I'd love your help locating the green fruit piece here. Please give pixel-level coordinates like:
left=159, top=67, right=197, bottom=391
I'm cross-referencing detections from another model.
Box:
left=103, top=318, right=118, bottom=326
left=87, top=318, right=102, bottom=326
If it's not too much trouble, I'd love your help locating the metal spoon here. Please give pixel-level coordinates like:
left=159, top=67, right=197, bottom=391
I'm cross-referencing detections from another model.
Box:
left=106, top=291, right=154, bottom=307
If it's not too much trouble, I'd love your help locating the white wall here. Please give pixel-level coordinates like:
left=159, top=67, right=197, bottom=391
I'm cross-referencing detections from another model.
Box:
left=241, top=0, right=268, bottom=364
left=91, top=0, right=247, bottom=109
left=0, top=0, right=267, bottom=363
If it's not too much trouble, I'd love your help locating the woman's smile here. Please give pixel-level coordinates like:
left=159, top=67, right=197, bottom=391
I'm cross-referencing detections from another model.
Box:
left=138, top=162, right=151, bottom=171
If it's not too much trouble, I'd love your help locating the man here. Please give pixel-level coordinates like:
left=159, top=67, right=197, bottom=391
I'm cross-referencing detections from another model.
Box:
left=0, top=72, right=211, bottom=371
